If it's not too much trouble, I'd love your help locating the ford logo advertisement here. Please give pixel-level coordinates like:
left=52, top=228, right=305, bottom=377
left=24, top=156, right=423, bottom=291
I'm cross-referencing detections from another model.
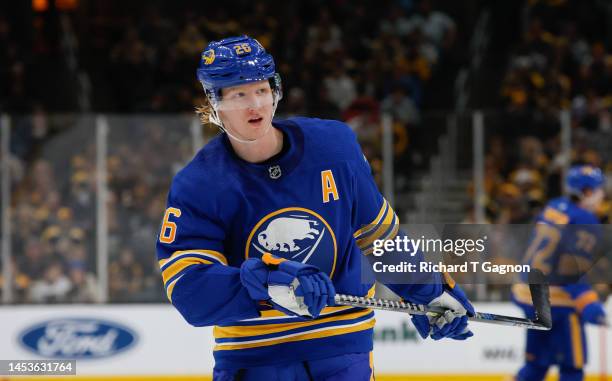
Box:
left=19, top=318, right=137, bottom=359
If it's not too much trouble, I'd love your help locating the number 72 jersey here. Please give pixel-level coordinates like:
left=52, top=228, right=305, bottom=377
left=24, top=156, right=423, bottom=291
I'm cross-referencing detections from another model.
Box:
left=513, top=197, right=602, bottom=311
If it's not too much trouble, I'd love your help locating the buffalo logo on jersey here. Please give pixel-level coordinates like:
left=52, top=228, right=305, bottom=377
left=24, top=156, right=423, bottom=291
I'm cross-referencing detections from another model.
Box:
left=202, top=49, right=215, bottom=65
left=246, top=208, right=337, bottom=277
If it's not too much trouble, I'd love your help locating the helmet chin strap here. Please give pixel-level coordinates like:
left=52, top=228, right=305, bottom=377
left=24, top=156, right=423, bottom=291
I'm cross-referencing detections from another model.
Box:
left=211, top=93, right=280, bottom=144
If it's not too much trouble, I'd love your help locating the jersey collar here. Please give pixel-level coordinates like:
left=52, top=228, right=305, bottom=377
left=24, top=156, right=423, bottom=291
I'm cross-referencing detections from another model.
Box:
left=223, top=119, right=304, bottom=180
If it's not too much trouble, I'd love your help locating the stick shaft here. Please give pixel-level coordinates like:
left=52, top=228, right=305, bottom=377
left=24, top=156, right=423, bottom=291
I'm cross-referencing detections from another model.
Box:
left=334, top=293, right=550, bottom=330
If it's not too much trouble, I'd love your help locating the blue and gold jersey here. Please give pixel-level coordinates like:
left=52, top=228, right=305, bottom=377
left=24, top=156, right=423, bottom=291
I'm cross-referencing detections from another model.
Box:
left=512, top=197, right=602, bottom=313
left=156, top=117, right=415, bottom=369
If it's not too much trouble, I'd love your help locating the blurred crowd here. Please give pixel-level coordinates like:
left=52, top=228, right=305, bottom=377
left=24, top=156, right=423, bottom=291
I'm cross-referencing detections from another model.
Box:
left=10, top=0, right=611, bottom=304
left=76, top=0, right=458, bottom=114
left=78, top=0, right=461, bottom=173
left=458, top=0, right=612, bottom=301
left=104, top=118, right=195, bottom=302
left=2, top=0, right=464, bottom=179
left=477, top=0, right=612, bottom=225
left=1, top=115, right=196, bottom=303
left=5, top=117, right=100, bottom=303
left=1, top=0, right=462, bottom=116
left=0, top=0, right=462, bottom=303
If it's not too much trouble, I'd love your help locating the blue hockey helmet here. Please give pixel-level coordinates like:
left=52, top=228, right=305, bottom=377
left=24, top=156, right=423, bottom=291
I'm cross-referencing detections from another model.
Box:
left=196, top=35, right=282, bottom=105
left=566, top=165, right=605, bottom=195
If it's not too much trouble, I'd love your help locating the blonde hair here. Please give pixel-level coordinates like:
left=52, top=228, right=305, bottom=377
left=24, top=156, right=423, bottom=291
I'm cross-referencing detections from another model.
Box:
left=195, top=98, right=214, bottom=126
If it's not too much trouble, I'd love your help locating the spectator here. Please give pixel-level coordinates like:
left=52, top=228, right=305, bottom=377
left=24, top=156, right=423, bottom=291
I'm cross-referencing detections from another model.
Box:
left=380, top=85, right=420, bottom=125
left=109, top=247, right=145, bottom=302
left=407, top=0, right=456, bottom=51
left=28, top=260, right=72, bottom=303
left=66, top=265, right=100, bottom=303
left=323, top=65, right=357, bottom=111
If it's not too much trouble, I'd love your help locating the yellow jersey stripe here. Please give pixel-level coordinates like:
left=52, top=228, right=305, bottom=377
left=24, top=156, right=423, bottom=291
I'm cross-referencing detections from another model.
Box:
left=356, top=207, right=397, bottom=248
left=362, top=220, right=399, bottom=256
left=569, top=313, right=584, bottom=368
left=366, top=284, right=376, bottom=297
left=165, top=274, right=184, bottom=302
left=354, top=199, right=388, bottom=238
left=159, top=249, right=228, bottom=267
left=256, top=305, right=354, bottom=319
left=214, top=308, right=373, bottom=338
left=512, top=284, right=576, bottom=307
left=543, top=207, right=570, bottom=225
left=240, top=285, right=375, bottom=320
left=159, top=252, right=226, bottom=271
left=356, top=202, right=393, bottom=244
left=162, top=257, right=213, bottom=284
left=381, top=217, right=399, bottom=241
left=575, top=291, right=599, bottom=313
left=214, top=317, right=375, bottom=351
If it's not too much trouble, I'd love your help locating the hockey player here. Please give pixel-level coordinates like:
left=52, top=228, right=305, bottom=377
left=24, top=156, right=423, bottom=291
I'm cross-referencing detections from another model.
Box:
left=156, top=35, right=474, bottom=380
left=512, top=165, right=608, bottom=381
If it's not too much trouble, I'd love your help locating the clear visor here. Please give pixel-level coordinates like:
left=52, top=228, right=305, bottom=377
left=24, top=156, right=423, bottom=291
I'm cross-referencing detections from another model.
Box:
left=215, top=84, right=277, bottom=112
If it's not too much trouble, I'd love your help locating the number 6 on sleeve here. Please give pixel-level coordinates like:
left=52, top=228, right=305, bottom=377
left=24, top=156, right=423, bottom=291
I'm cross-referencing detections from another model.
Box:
left=159, top=207, right=182, bottom=244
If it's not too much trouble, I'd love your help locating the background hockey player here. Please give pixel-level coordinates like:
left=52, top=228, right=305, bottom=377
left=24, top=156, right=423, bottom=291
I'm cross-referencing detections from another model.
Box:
left=156, top=35, right=474, bottom=380
left=512, top=165, right=608, bottom=381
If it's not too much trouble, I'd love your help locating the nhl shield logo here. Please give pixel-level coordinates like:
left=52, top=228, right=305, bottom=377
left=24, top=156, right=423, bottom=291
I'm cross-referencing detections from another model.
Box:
left=246, top=208, right=338, bottom=277
left=268, top=165, right=282, bottom=179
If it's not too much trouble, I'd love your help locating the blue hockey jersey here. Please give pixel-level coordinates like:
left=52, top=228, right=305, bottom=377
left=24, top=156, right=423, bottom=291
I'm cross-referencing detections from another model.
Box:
left=156, top=117, right=441, bottom=369
left=512, top=197, right=602, bottom=313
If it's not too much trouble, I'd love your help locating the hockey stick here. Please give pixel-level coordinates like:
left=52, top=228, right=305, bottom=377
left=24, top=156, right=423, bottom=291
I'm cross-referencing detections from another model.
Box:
left=260, top=254, right=551, bottom=330
left=335, top=271, right=552, bottom=330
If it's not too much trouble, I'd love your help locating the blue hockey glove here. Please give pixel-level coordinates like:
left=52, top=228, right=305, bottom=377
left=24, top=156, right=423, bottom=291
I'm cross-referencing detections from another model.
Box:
left=240, top=254, right=335, bottom=318
left=411, top=275, right=475, bottom=340
left=581, top=302, right=607, bottom=325
left=240, top=258, right=271, bottom=301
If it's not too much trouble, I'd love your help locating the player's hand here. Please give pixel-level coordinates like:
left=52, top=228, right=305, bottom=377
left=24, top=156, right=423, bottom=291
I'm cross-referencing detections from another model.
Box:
left=240, top=258, right=271, bottom=302
left=411, top=281, right=475, bottom=340
left=581, top=302, right=607, bottom=325
left=267, top=256, right=336, bottom=318
left=240, top=254, right=335, bottom=318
